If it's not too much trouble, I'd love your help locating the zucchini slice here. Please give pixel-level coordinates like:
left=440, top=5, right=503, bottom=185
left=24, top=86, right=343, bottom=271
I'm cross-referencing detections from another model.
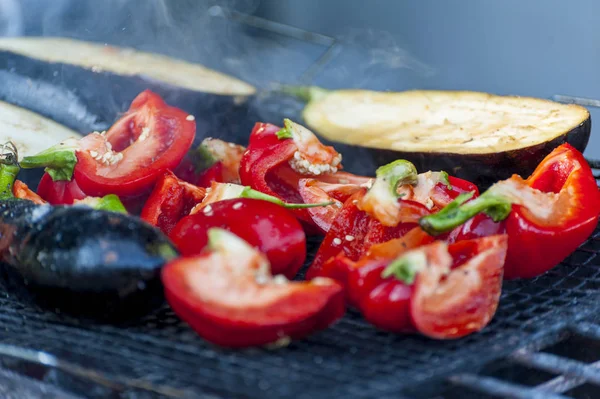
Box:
left=289, top=87, right=591, bottom=187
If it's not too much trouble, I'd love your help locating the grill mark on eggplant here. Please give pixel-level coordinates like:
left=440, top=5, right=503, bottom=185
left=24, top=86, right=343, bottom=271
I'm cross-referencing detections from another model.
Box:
left=0, top=200, right=178, bottom=320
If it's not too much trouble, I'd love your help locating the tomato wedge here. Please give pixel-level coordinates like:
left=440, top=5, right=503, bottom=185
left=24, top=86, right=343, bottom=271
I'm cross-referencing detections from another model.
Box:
left=162, top=228, right=344, bottom=348
left=74, top=90, right=195, bottom=197
left=170, top=198, right=307, bottom=279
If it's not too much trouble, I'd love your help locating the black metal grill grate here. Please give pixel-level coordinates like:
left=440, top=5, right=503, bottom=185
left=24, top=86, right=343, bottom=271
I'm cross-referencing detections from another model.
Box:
left=0, top=191, right=599, bottom=398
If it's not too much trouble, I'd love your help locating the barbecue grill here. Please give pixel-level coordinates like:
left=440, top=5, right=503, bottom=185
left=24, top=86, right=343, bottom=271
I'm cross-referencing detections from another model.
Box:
left=1, top=3, right=600, bottom=398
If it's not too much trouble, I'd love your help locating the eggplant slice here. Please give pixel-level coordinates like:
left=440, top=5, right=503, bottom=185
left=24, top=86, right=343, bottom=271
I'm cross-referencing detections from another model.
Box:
left=0, top=100, right=81, bottom=158
left=293, top=88, right=591, bottom=187
left=0, top=37, right=260, bottom=145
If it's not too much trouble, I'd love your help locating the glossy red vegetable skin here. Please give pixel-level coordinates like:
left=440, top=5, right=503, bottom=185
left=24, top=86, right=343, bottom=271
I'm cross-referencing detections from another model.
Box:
left=162, top=232, right=344, bottom=348
left=169, top=198, right=307, bottom=279
left=306, top=190, right=430, bottom=280
left=502, top=143, right=600, bottom=279
left=13, top=180, right=47, bottom=204
left=446, top=214, right=506, bottom=243
left=140, top=171, right=206, bottom=236
left=349, top=235, right=507, bottom=337
left=239, top=122, right=372, bottom=234
left=411, top=235, right=507, bottom=339
left=36, top=172, right=87, bottom=205
left=74, top=90, right=195, bottom=197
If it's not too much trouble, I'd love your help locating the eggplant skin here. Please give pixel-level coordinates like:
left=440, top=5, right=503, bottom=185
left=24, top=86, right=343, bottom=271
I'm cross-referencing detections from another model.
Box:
left=0, top=50, right=261, bottom=147
left=363, top=116, right=591, bottom=188
left=0, top=200, right=178, bottom=319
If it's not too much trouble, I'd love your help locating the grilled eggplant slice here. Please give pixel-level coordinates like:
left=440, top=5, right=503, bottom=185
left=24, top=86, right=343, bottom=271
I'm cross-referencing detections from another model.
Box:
left=0, top=200, right=178, bottom=319
left=0, top=100, right=81, bottom=158
left=286, top=87, right=591, bottom=187
left=0, top=37, right=258, bottom=145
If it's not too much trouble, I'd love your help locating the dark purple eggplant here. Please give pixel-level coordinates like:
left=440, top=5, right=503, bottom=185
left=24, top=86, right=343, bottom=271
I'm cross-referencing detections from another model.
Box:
left=283, top=87, right=592, bottom=188
left=0, top=37, right=260, bottom=147
left=0, top=200, right=178, bottom=319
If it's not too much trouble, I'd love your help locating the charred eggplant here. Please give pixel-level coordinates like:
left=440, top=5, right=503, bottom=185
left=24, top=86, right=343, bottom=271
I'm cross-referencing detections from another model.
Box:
left=0, top=144, right=178, bottom=319
left=284, top=87, right=591, bottom=187
left=0, top=37, right=259, bottom=145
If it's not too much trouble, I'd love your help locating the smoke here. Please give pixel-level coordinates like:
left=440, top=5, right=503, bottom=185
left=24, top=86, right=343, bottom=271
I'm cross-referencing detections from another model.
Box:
left=0, top=0, right=22, bottom=36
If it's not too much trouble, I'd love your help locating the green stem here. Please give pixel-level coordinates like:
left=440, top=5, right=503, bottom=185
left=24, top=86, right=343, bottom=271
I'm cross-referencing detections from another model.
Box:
left=20, top=139, right=78, bottom=181
left=376, top=160, right=418, bottom=193
left=0, top=164, right=19, bottom=200
left=240, top=187, right=334, bottom=209
left=419, top=191, right=512, bottom=236
left=75, top=194, right=128, bottom=214
left=278, top=85, right=332, bottom=103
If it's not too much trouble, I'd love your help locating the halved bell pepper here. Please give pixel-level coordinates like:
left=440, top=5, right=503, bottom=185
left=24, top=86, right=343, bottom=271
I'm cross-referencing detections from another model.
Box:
left=21, top=90, right=195, bottom=199
left=140, top=171, right=206, bottom=236
left=348, top=235, right=507, bottom=338
left=162, top=228, right=345, bottom=348
left=420, top=143, right=600, bottom=279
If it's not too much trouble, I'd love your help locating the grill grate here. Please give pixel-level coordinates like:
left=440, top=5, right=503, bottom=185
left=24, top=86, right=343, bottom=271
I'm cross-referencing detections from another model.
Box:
left=1, top=10, right=600, bottom=399
left=0, top=183, right=600, bottom=398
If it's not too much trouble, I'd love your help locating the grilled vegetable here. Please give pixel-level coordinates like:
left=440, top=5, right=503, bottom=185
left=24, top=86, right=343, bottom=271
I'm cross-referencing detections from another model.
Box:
left=170, top=198, right=307, bottom=279
left=174, top=138, right=246, bottom=187
left=0, top=144, right=178, bottom=318
left=21, top=90, right=195, bottom=199
left=239, top=119, right=371, bottom=234
left=0, top=100, right=81, bottom=159
left=140, top=171, right=206, bottom=236
left=421, top=143, right=600, bottom=279
left=0, top=36, right=257, bottom=144
left=162, top=228, right=344, bottom=348
left=284, top=87, right=591, bottom=187
left=348, top=235, right=507, bottom=338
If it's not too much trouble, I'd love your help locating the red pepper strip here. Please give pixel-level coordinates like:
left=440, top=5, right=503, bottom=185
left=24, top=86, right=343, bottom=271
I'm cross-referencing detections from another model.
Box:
left=420, top=143, right=600, bottom=280
left=170, top=198, right=307, bottom=279
left=297, top=179, right=344, bottom=234
left=348, top=235, right=507, bottom=338
left=162, top=228, right=344, bottom=348
left=247, top=122, right=283, bottom=149
left=140, top=171, right=206, bottom=236
left=306, top=190, right=430, bottom=280
left=13, top=180, right=47, bottom=204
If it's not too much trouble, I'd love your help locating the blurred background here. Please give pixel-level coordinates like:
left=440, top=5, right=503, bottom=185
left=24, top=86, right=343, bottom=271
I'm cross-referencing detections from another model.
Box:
left=1, top=0, right=599, bottom=156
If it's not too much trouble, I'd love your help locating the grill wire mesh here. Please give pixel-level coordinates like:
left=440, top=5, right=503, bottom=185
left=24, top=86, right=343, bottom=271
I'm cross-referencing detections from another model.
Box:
left=0, top=174, right=599, bottom=398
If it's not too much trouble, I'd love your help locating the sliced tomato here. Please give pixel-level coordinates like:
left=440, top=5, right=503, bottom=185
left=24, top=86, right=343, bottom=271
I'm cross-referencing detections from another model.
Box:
left=74, top=90, right=195, bottom=197
left=162, top=229, right=344, bottom=348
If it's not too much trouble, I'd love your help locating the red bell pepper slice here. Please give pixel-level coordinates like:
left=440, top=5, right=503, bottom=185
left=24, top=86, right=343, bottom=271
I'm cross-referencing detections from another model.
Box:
left=162, top=228, right=344, bottom=348
left=140, top=171, right=206, bottom=236
left=174, top=138, right=246, bottom=187
left=348, top=235, right=507, bottom=338
left=420, top=143, right=600, bottom=279
left=21, top=90, right=195, bottom=199
left=170, top=198, right=307, bottom=279
left=239, top=119, right=372, bottom=233
left=36, top=172, right=87, bottom=205
left=13, top=180, right=46, bottom=204
left=306, top=189, right=430, bottom=280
